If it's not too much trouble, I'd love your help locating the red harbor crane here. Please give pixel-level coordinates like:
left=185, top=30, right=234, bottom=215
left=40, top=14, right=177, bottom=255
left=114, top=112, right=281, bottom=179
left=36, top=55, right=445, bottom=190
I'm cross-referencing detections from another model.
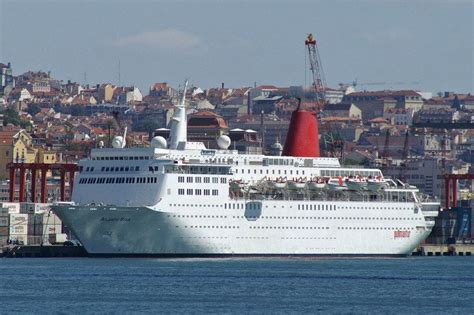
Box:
left=305, top=33, right=343, bottom=158
left=305, top=33, right=326, bottom=107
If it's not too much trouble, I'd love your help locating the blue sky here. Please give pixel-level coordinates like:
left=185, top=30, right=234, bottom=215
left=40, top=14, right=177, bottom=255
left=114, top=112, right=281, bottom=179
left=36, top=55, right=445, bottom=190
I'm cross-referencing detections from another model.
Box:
left=1, top=0, right=473, bottom=94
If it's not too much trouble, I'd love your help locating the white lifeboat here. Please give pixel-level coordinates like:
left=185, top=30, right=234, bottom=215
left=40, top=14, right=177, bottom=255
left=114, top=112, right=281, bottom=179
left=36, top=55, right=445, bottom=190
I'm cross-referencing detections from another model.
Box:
left=327, top=177, right=347, bottom=191
left=307, top=177, right=327, bottom=190
left=267, top=177, right=287, bottom=189
left=287, top=177, right=307, bottom=190
left=367, top=176, right=389, bottom=191
left=229, top=179, right=246, bottom=191
left=345, top=176, right=368, bottom=191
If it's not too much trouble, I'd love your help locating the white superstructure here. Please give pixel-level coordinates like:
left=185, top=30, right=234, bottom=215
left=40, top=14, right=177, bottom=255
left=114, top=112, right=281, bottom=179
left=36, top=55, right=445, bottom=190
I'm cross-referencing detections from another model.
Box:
left=53, top=86, right=439, bottom=256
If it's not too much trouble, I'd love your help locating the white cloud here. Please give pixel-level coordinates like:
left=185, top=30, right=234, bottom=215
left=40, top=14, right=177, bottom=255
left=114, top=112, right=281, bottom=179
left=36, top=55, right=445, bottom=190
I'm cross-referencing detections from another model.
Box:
left=112, top=29, right=201, bottom=50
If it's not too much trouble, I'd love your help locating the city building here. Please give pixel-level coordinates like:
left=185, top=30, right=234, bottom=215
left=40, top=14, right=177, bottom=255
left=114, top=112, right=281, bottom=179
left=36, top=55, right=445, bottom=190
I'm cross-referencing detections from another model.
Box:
left=384, top=158, right=442, bottom=198
left=343, top=90, right=423, bottom=121
left=187, top=111, right=228, bottom=149
left=324, top=103, right=362, bottom=119
left=383, top=108, right=414, bottom=126
left=0, top=62, right=14, bottom=96
left=0, top=127, right=36, bottom=179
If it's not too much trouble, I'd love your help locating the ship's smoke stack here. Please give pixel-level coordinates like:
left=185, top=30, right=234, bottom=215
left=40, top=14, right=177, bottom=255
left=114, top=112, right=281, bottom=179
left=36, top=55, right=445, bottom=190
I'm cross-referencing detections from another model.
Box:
left=282, top=98, right=320, bottom=157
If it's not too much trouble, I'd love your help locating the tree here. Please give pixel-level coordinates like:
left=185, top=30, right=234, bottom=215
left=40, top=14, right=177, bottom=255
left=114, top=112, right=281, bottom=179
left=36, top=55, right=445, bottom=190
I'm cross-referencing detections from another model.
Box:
left=26, top=104, right=41, bottom=116
left=132, top=117, right=160, bottom=139
left=1, top=107, right=31, bottom=128
left=70, top=105, right=87, bottom=116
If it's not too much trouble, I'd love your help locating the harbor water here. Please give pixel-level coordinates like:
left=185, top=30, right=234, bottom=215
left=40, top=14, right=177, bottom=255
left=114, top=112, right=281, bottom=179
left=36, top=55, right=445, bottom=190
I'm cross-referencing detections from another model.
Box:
left=1, top=257, right=473, bottom=313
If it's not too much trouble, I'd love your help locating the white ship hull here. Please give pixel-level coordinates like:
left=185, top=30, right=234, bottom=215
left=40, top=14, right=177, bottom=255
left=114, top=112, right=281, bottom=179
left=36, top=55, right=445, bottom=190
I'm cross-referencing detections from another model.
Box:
left=53, top=84, right=440, bottom=258
left=54, top=200, right=432, bottom=256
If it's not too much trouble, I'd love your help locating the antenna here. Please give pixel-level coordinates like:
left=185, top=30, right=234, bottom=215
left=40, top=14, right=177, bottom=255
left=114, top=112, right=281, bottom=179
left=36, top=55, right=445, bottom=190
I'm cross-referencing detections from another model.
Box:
left=83, top=72, right=87, bottom=86
left=118, top=59, right=121, bottom=85
left=180, top=79, right=189, bottom=107
left=169, top=79, right=189, bottom=150
left=122, top=126, right=127, bottom=148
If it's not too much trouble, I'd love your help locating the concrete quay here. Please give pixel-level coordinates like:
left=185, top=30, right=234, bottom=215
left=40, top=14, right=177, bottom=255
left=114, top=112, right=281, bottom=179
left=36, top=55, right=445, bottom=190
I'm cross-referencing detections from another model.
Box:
left=413, top=244, right=474, bottom=256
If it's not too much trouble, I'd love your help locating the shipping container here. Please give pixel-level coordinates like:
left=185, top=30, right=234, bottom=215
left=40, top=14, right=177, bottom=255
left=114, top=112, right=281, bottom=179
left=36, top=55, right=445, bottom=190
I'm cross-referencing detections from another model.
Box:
left=9, top=234, right=27, bottom=245
left=33, top=212, right=62, bottom=226
left=20, top=202, right=51, bottom=214
left=0, top=226, right=8, bottom=236
left=0, top=236, right=8, bottom=246
left=0, top=207, right=9, bottom=216
left=27, top=235, right=42, bottom=245
left=49, top=233, right=68, bottom=244
left=0, top=202, right=20, bottom=214
left=32, top=224, right=63, bottom=236
left=9, top=213, right=29, bottom=225
left=9, top=225, right=27, bottom=234
left=0, top=216, right=9, bottom=227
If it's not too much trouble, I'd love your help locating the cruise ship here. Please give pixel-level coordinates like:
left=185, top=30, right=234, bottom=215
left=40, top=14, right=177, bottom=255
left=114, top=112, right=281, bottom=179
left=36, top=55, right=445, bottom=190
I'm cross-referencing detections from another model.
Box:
left=53, top=82, right=440, bottom=256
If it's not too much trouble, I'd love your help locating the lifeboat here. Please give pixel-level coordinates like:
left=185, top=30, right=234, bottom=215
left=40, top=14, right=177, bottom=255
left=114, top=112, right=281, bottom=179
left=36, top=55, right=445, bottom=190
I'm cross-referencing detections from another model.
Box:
left=327, top=177, right=347, bottom=191
left=266, top=177, right=287, bottom=189
left=367, top=176, right=389, bottom=191
left=345, top=176, right=368, bottom=191
left=229, top=179, right=246, bottom=191
left=307, top=177, right=327, bottom=190
left=287, top=177, right=307, bottom=190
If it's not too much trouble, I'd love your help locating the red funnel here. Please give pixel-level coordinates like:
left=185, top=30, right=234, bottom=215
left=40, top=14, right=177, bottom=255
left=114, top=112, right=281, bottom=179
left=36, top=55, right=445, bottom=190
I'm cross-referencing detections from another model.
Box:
left=282, top=105, right=320, bottom=157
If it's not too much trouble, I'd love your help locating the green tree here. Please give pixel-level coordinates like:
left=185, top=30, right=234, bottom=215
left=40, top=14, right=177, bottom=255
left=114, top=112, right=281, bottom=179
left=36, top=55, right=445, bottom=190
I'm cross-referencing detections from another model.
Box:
left=1, top=107, right=31, bottom=128
left=26, top=104, right=41, bottom=116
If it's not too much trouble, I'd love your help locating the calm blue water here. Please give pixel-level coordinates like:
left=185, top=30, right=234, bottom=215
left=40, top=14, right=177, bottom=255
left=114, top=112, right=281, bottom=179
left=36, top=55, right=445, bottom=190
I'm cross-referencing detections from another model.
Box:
left=1, top=257, right=473, bottom=313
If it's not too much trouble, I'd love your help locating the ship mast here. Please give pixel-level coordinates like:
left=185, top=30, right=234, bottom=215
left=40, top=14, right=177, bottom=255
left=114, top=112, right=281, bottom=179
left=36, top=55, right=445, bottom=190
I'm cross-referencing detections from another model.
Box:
left=169, top=80, right=189, bottom=150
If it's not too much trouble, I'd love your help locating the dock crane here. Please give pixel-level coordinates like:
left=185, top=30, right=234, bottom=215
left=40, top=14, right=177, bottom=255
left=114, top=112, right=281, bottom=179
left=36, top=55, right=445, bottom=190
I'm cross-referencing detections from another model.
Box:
left=305, top=33, right=326, bottom=107
left=305, top=33, right=344, bottom=158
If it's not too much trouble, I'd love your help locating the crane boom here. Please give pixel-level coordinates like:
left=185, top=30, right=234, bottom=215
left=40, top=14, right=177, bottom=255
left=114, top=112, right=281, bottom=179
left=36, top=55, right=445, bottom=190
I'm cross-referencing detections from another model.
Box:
left=305, top=33, right=326, bottom=105
left=305, top=33, right=342, bottom=158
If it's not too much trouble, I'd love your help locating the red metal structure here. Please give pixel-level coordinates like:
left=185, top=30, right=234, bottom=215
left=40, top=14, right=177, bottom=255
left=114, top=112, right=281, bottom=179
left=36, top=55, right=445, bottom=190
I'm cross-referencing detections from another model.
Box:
left=7, top=163, right=78, bottom=203
left=305, top=33, right=326, bottom=105
left=443, top=173, right=474, bottom=209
